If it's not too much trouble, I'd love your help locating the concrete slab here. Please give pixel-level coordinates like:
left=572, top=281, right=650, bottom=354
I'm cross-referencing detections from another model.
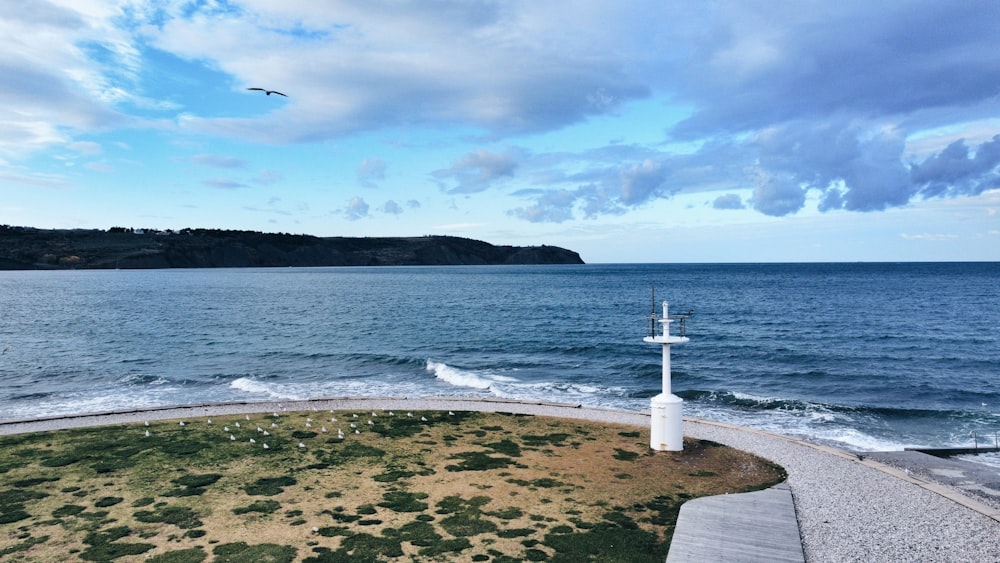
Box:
left=863, top=450, right=1000, bottom=510
left=667, top=485, right=804, bottom=563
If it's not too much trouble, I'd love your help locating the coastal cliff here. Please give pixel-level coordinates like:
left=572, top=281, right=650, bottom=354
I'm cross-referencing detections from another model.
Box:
left=0, top=226, right=584, bottom=269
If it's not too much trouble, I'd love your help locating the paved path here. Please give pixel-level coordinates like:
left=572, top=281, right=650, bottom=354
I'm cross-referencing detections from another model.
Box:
left=4, top=398, right=1000, bottom=562
left=667, top=483, right=804, bottom=562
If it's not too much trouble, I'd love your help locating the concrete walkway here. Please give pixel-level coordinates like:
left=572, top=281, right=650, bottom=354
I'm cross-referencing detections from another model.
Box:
left=667, top=483, right=804, bottom=562
left=667, top=485, right=805, bottom=563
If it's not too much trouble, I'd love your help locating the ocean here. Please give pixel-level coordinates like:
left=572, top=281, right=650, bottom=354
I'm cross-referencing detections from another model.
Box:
left=1, top=263, right=998, bottom=456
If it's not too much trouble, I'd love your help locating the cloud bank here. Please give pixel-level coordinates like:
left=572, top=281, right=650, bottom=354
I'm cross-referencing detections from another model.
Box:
left=2, top=0, right=998, bottom=224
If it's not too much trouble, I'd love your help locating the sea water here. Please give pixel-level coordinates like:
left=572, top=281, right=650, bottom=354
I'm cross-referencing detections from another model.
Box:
left=1, top=263, right=998, bottom=452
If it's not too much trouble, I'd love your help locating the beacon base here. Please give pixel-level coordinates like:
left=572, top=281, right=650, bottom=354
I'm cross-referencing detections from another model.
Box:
left=649, top=393, right=683, bottom=451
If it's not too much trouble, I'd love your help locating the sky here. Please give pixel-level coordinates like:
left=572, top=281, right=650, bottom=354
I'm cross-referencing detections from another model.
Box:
left=2, top=1, right=999, bottom=263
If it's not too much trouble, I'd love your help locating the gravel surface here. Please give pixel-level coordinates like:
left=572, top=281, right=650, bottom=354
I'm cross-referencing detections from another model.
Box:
left=3, top=397, right=999, bottom=562
left=683, top=418, right=1000, bottom=563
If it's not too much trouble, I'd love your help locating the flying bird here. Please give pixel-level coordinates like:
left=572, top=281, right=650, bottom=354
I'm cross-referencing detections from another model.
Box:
left=247, top=87, right=287, bottom=97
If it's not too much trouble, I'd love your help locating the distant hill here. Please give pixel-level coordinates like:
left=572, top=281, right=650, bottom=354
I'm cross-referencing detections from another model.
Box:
left=0, top=226, right=584, bottom=270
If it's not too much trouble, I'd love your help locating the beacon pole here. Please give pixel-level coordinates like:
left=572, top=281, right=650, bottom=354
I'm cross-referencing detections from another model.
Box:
left=644, top=300, right=689, bottom=451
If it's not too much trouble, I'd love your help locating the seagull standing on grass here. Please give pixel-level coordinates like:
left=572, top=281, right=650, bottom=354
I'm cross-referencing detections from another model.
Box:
left=247, top=87, right=287, bottom=97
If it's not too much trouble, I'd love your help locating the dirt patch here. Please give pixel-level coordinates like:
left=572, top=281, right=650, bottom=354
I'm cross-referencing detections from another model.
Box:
left=0, top=410, right=785, bottom=561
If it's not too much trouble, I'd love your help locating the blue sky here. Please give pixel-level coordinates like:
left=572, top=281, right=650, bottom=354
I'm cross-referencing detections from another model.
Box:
left=2, top=1, right=999, bottom=263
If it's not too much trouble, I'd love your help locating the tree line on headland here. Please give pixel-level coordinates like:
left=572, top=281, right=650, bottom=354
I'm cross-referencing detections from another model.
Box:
left=0, top=225, right=584, bottom=270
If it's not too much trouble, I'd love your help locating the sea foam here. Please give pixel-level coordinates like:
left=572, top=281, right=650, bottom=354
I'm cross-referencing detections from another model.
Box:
left=426, top=360, right=493, bottom=390
left=230, top=377, right=306, bottom=401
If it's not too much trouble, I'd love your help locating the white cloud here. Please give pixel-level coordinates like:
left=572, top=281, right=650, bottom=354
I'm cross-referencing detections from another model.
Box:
left=186, top=154, right=247, bottom=168
left=358, top=157, right=386, bottom=188
left=899, top=232, right=959, bottom=241
left=433, top=149, right=518, bottom=194
left=204, top=177, right=248, bottom=189
left=68, top=141, right=102, bottom=155
left=382, top=200, right=402, bottom=215
left=344, top=196, right=369, bottom=220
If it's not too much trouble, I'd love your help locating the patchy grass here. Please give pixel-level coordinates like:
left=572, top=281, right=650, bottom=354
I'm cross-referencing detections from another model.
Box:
left=0, top=410, right=785, bottom=561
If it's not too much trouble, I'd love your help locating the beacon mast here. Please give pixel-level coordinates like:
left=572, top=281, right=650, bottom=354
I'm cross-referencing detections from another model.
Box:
left=644, top=297, right=690, bottom=451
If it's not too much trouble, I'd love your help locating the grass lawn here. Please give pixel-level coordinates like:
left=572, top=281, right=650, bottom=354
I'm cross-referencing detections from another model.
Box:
left=0, top=410, right=785, bottom=562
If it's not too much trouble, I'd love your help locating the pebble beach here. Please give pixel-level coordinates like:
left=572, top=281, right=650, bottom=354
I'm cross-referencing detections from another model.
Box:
left=3, top=397, right=999, bottom=562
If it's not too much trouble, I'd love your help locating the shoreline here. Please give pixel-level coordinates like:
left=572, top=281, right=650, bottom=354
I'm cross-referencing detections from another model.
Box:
left=3, top=397, right=1000, bottom=561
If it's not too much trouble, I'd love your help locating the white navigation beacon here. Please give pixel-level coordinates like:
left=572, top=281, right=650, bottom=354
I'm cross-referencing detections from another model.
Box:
left=644, top=298, right=689, bottom=451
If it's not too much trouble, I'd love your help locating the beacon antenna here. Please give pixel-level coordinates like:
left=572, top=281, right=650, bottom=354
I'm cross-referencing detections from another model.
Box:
left=647, top=286, right=659, bottom=338
left=670, top=308, right=693, bottom=338
left=646, top=287, right=693, bottom=338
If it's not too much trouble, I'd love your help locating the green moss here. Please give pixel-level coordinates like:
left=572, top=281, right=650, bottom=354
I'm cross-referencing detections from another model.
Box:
left=394, top=520, right=442, bottom=546
left=53, top=504, right=86, bottom=518
left=0, top=487, right=47, bottom=524
left=440, top=513, right=498, bottom=537
left=613, top=448, right=640, bottom=461
left=80, top=526, right=155, bottom=561
left=507, top=477, right=565, bottom=488
left=133, top=505, right=203, bottom=529
left=325, top=511, right=361, bottom=524
left=497, top=528, right=535, bottom=538
left=145, top=547, right=207, bottom=563
left=244, top=476, right=296, bottom=496
left=483, top=439, right=522, bottom=457
left=378, top=491, right=429, bottom=513
left=171, top=473, right=222, bottom=490
left=11, top=476, right=60, bottom=487
left=323, top=442, right=386, bottom=465
left=639, top=495, right=682, bottom=527
left=155, top=440, right=209, bottom=457
left=315, top=526, right=350, bottom=537
left=524, top=547, right=549, bottom=561
left=436, top=495, right=490, bottom=514
left=212, top=542, right=297, bottom=563
left=233, top=500, right=281, bottom=515
left=0, top=534, right=49, bottom=557
left=41, top=453, right=83, bottom=467
left=542, top=521, right=664, bottom=562
left=417, top=537, right=473, bottom=556
left=486, top=506, right=524, bottom=520
left=445, top=451, right=516, bottom=472
left=521, top=433, right=571, bottom=447
left=334, top=533, right=403, bottom=559
left=94, top=496, right=123, bottom=508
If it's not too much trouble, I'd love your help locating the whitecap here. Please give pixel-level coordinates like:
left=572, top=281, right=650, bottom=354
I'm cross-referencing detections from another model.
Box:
left=230, top=377, right=306, bottom=401
left=425, top=360, right=492, bottom=390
